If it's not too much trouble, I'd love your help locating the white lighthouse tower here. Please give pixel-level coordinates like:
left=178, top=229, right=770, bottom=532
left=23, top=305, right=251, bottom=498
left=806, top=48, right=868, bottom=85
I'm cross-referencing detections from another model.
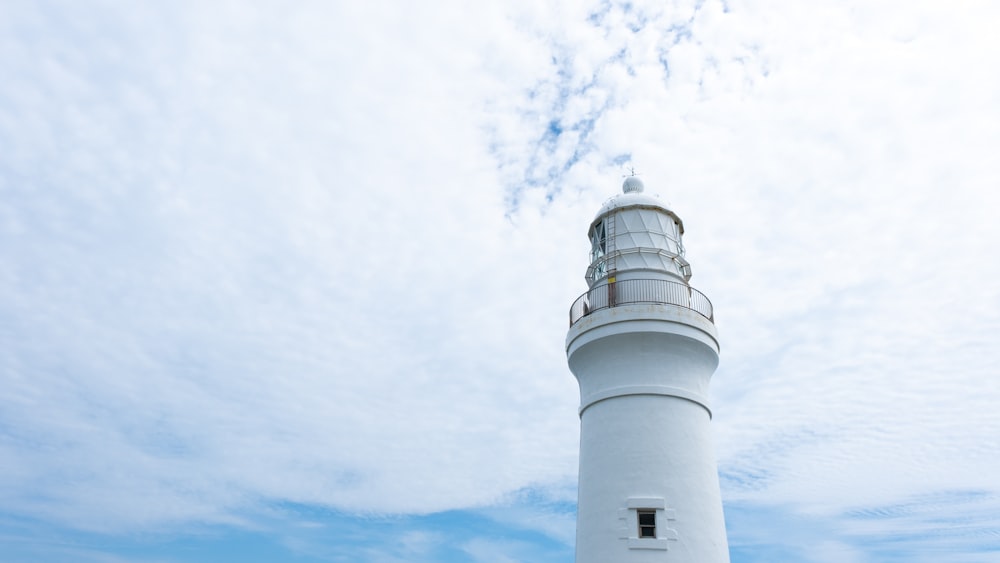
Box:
left=566, top=176, right=729, bottom=562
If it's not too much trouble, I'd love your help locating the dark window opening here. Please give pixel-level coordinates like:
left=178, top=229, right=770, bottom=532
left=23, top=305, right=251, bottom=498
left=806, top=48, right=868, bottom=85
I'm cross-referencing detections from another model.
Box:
left=637, top=510, right=656, bottom=538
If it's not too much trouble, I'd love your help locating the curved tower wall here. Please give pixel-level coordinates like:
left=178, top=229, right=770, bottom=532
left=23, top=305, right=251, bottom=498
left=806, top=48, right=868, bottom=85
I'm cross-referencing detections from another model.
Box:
left=567, top=178, right=729, bottom=563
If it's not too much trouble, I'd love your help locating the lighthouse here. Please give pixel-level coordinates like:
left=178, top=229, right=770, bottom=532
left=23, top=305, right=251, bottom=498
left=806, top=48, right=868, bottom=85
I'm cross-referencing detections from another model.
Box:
left=566, top=176, right=729, bottom=562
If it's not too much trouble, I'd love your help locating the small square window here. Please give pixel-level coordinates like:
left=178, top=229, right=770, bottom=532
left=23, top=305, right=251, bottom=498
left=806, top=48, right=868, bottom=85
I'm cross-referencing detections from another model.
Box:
left=637, top=510, right=656, bottom=538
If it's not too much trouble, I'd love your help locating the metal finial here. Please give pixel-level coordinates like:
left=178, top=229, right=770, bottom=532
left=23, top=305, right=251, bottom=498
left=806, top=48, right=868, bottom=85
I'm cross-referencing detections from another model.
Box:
left=622, top=166, right=641, bottom=178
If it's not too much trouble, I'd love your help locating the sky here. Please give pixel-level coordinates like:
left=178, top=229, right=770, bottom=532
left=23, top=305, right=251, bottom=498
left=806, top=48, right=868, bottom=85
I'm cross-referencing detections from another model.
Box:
left=2, top=0, right=1000, bottom=561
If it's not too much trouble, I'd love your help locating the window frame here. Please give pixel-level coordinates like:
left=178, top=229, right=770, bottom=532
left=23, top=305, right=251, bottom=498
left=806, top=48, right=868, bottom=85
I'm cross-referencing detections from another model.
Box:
left=625, top=498, right=673, bottom=551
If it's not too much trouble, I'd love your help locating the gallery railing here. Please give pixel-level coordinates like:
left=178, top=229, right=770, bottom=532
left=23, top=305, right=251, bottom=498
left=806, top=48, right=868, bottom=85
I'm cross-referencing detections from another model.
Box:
left=569, top=278, right=714, bottom=326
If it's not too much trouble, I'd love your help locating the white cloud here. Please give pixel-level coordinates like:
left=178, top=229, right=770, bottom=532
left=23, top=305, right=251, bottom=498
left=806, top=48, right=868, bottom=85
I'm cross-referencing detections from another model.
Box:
left=1, top=0, right=999, bottom=558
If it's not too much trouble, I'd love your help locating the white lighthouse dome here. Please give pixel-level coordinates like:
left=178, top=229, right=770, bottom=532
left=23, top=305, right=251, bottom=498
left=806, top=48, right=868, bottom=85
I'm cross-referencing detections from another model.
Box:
left=592, top=178, right=683, bottom=233
left=622, top=175, right=645, bottom=193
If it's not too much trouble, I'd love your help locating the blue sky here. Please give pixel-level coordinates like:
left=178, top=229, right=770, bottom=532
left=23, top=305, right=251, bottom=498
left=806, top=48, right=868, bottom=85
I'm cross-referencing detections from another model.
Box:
left=2, top=0, right=1000, bottom=561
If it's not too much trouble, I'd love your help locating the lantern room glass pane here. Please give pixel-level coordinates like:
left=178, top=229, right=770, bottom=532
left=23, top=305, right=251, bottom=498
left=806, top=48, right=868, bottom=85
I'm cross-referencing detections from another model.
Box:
left=590, top=221, right=606, bottom=263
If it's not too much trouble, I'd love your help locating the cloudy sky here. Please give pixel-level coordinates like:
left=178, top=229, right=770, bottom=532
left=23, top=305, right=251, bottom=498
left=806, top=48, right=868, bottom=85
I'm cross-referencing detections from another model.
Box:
left=2, top=0, right=999, bottom=561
